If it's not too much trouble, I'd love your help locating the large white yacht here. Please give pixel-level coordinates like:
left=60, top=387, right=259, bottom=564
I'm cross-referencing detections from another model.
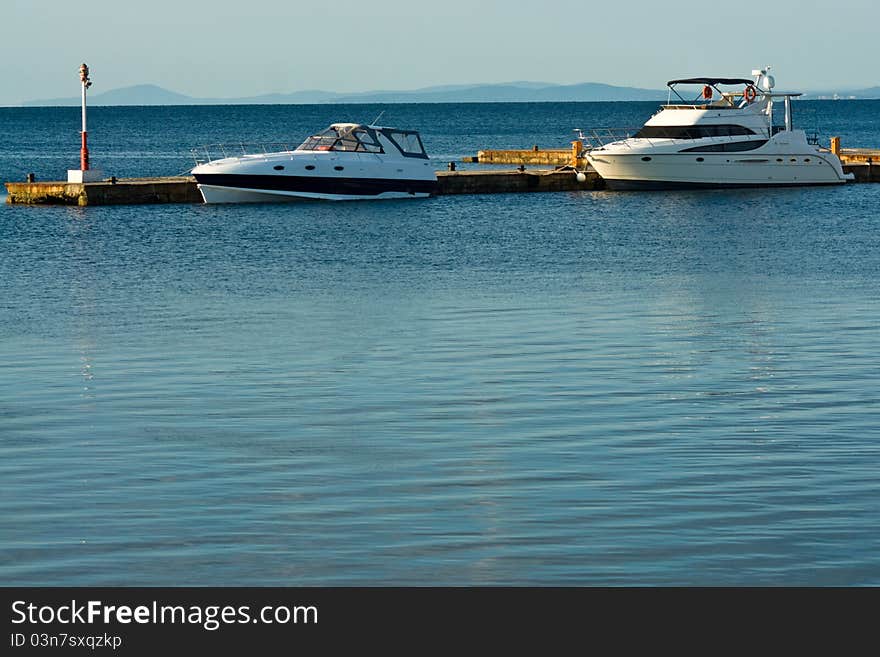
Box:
left=584, top=68, right=853, bottom=189
left=191, top=123, right=437, bottom=203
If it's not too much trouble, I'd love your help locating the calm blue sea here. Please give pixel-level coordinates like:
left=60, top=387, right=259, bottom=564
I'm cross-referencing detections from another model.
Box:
left=1, top=102, right=879, bottom=585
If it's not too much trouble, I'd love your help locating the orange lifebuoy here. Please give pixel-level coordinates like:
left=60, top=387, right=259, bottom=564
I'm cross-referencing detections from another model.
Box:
left=744, top=86, right=757, bottom=103
left=702, top=85, right=713, bottom=100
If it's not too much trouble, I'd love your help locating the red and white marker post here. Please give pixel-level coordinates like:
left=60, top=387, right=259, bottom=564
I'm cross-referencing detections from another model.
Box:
left=68, top=62, right=104, bottom=183
left=80, top=63, right=91, bottom=171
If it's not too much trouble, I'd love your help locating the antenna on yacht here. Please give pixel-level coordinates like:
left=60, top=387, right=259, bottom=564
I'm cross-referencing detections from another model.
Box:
left=750, top=66, right=777, bottom=136
left=370, top=110, right=386, bottom=126
left=752, top=66, right=775, bottom=90
left=761, top=66, right=775, bottom=91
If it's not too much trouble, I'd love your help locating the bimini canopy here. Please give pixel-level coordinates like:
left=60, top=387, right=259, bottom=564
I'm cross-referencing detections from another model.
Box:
left=667, top=77, right=755, bottom=87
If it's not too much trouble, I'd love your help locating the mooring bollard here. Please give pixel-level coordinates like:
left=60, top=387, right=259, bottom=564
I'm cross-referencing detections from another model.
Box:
left=26, top=173, right=35, bottom=183
left=830, top=136, right=841, bottom=156
left=447, top=162, right=456, bottom=171
left=571, top=140, right=583, bottom=167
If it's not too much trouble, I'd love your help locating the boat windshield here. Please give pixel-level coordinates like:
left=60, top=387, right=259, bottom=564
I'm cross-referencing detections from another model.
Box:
left=380, top=129, right=429, bottom=159
left=296, top=125, right=384, bottom=153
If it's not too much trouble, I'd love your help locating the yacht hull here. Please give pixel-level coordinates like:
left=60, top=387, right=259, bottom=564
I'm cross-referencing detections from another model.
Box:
left=588, top=152, right=851, bottom=190
left=603, top=179, right=844, bottom=191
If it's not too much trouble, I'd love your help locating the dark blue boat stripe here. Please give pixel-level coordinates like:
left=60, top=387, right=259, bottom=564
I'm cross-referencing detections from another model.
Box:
left=194, top=173, right=436, bottom=196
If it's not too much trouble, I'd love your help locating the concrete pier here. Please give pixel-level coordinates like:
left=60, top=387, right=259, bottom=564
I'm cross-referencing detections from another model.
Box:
left=471, top=147, right=582, bottom=168
left=4, top=177, right=201, bottom=206
left=435, top=168, right=602, bottom=194
left=840, top=149, right=879, bottom=165
left=844, top=163, right=879, bottom=183
left=5, top=169, right=603, bottom=205
left=5, top=159, right=878, bottom=206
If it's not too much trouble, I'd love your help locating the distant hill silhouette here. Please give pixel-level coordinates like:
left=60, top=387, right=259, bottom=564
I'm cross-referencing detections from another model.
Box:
left=23, top=81, right=666, bottom=106
left=22, top=81, right=880, bottom=106
left=25, top=84, right=194, bottom=106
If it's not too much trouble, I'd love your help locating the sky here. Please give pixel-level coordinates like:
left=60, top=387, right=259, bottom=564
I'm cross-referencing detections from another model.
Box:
left=2, top=0, right=878, bottom=105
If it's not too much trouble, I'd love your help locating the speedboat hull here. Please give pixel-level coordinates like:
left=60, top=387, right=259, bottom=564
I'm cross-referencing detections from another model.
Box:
left=195, top=175, right=436, bottom=203
left=191, top=123, right=437, bottom=204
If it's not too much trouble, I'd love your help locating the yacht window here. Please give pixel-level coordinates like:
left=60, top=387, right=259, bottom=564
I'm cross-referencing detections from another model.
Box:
left=635, top=124, right=756, bottom=139
left=355, top=130, right=383, bottom=153
left=381, top=130, right=429, bottom=159
left=296, top=126, right=384, bottom=153
left=297, top=128, right=338, bottom=151
left=334, top=128, right=383, bottom=153
left=679, top=140, right=768, bottom=153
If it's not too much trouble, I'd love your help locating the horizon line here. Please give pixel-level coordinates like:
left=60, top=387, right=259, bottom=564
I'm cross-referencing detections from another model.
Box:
left=11, top=78, right=880, bottom=107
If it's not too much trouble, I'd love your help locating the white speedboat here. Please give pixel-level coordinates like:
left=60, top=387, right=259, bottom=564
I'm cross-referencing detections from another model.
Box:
left=584, top=68, right=854, bottom=189
left=191, top=123, right=437, bottom=203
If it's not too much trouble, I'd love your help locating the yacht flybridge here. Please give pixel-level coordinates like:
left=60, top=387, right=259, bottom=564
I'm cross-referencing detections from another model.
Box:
left=191, top=123, right=436, bottom=203
left=584, top=68, right=854, bottom=189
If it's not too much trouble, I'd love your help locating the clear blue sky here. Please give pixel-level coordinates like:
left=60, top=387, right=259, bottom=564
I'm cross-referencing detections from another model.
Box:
left=3, top=0, right=877, bottom=105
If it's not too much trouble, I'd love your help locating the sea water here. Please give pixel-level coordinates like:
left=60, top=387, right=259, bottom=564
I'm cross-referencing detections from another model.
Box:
left=1, top=102, right=879, bottom=584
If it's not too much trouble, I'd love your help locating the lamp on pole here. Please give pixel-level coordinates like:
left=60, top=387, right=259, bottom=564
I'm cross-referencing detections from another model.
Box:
left=68, top=63, right=103, bottom=183
left=79, top=63, right=92, bottom=171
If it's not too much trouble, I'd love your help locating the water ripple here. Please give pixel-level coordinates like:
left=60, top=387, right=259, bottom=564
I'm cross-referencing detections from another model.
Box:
left=2, top=105, right=880, bottom=585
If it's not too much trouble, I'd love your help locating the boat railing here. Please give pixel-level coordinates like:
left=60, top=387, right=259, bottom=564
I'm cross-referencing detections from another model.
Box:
left=581, top=128, right=632, bottom=150
left=580, top=128, right=667, bottom=150
left=191, top=142, right=297, bottom=166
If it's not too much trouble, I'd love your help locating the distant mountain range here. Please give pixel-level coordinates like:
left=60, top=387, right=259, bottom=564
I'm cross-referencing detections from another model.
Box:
left=21, top=81, right=880, bottom=106
left=22, top=82, right=666, bottom=106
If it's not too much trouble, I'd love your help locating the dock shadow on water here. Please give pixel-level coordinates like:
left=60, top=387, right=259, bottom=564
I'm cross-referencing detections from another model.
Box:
left=1, top=104, right=879, bottom=585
